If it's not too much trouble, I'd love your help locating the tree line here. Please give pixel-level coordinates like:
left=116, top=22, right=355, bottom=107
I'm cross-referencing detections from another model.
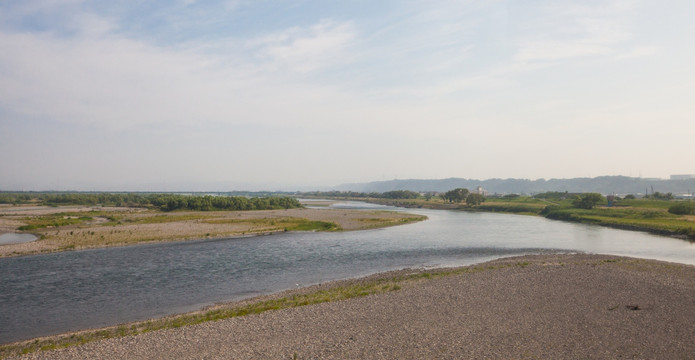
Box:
left=0, top=192, right=302, bottom=212
left=300, top=188, right=487, bottom=205
left=298, top=190, right=420, bottom=199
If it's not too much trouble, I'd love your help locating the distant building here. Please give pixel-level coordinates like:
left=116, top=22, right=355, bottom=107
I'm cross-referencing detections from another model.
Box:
left=671, top=174, right=695, bottom=180
left=474, top=186, right=489, bottom=197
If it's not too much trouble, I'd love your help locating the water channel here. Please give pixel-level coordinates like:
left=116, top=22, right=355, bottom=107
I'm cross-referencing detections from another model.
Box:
left=0, top=233, right=37, bottom=245
left=1, top=202, right=694, bottom=343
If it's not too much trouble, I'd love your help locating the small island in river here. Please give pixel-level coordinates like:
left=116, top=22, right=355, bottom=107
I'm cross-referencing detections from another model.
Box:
left=0, top=200, right=425, bottom=257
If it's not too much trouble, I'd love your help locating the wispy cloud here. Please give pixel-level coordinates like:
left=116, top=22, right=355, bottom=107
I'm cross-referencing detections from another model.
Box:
left=248, top=20, right=356, bottom=73
left=512, top=1, right=643, bottom=63
left=0, top=6, right=358, bottom=131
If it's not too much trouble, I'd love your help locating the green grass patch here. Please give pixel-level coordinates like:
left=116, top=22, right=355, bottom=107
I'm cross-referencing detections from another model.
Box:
left=118, top=213, right=213, bottom=225
left=204, top=217, right=340, bottom=232
left=613, top=199, right=674, bottom=209
left=356, top=215, right=427, bottom=229
left=544, top=207, right=695, bottom=239
left=15, top=211, right=213, bottom=231
left=285, top=220, right=339, bottom=231
left=476, top=201, right=546, bottom=215
left=17, top=213, right=94, bottom=230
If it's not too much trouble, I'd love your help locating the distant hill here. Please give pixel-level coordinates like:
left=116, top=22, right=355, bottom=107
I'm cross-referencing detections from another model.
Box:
left=334, top=176, right=695, bottom=195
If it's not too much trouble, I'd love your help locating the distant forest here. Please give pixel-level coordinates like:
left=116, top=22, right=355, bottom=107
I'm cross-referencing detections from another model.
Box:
left=0, top=192, right=302, bottom=212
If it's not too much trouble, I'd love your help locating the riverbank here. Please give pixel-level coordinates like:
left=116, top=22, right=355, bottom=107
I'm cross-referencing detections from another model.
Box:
left=0, top=206, right=426, bottom=257
left=5, top=253, right=695, bottom=359
left=363, top=197, right=695, bottom=241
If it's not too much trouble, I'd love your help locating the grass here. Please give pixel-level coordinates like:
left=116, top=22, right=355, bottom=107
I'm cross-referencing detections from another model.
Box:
left=16, top=213, right=96, bottom=230
left=0, top=261, right=530, bottom=358
left=356, top=215, right=428, bottom=229
left=204, top=218, right=341, bottom=232
left=614, top=198, right=675, bottom=210
left=476, top=200, right=547, bottom=215
left=544, top=206, right=695, bottom=239
left=114, top=213, right=214, bottom=225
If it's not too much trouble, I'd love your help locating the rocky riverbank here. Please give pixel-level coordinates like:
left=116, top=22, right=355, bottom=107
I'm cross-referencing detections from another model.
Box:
left=9, top=253, right=695, bottom=359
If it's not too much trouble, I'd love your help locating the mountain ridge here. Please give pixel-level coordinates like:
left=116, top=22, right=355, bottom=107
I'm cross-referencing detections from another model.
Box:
left=334, top=176, right=695, bottom=195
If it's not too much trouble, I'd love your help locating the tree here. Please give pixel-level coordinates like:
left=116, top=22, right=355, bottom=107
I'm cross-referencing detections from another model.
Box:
left=381, top=190, right=420, bottom=199
left=572, top=193, right=605, bottom=209
left=648, top=192, right=674, bottom=201
left=442, top=188, right=469, bottom=203
left=466, top=193, right=485, bottom=206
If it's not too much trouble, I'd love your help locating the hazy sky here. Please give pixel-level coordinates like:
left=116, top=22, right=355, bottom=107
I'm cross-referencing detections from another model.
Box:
left=1, top=0, right=694, bottom=191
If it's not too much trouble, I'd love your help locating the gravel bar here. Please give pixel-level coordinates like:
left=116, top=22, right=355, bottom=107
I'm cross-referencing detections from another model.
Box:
left=13, top=254, right=695, bottom=359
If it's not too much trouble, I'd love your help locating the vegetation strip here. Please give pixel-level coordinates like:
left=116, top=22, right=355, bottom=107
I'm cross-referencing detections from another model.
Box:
left=0, top=260, right=534, bottom=358
left=0, top=193, right=302, bottom=212
left=304, top=190, right=695, bottom=240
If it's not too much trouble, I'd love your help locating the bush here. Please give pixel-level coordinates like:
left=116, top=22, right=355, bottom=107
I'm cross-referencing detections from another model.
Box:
left=572, top=193, right=605, bottom=209
left=540, top=205, right=559, bottom=216
left=668, top=202, right=695, bottom=215
left=380, top=190, right=420, bottom=199
left=466, top=193, right=485, bottom=206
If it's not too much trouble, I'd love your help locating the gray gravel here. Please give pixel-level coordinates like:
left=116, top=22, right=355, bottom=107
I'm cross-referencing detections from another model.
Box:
left=14, top=254, right=695, bottom=359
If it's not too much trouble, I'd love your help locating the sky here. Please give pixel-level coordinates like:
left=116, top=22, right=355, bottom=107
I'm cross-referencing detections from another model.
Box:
left=1, top=0, right=694, bottom=191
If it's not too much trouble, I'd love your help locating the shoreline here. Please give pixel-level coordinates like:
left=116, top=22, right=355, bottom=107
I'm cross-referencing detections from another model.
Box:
left=5, top=253, right=695, bottom=359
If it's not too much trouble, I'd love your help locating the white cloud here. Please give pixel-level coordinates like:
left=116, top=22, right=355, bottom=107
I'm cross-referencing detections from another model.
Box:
left=515, top=40, right=612, bottom=62
left=512, top=1, right=638, bottom=63
left=250, top=20, right=356, bottom=73
left=614, top=45, right=658, bottom=60
left=0, top=15, right=359, bottom=131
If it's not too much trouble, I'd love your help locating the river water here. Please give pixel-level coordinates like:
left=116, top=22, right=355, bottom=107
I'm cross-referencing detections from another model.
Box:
left=0, top=233, right=36, bottom=245
left=1, top=202, right=694, bottom=343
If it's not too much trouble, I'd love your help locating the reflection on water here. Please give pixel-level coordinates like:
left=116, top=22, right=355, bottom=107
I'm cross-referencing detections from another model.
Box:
left=1, top=202, right=694, bottom=343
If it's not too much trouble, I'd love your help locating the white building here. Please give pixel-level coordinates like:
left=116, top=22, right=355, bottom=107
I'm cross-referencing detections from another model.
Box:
left=474, top=186, right=489, bottom=197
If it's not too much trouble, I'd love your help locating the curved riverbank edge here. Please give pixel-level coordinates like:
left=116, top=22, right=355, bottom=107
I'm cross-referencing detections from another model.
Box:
left=364, top=198, right=695, bottom=241
left=5, top=253, right=695, bottom=359
left=0, top=207, right=427, bottom=258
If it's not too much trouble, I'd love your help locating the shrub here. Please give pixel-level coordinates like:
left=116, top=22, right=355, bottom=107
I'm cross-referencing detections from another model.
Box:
left=668, top=202, right=695, bottom=215
left=540, top=205, right=559, bottom=216
left=572, top=193, right=605, bottom=209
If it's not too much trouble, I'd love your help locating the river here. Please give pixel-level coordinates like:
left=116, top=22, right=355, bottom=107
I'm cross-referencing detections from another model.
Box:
left=1, top=201, right=694, bottom=343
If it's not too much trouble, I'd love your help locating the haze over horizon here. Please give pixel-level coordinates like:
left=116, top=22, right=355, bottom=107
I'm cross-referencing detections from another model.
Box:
left=2, top=1, right=694, bottom=191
